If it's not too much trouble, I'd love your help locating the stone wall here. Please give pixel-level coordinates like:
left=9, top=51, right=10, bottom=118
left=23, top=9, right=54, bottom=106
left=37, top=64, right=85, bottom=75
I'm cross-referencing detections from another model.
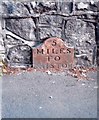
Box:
left=1, top=0, right=99, bottom=68
left=0, top=2, right=5, bottom=71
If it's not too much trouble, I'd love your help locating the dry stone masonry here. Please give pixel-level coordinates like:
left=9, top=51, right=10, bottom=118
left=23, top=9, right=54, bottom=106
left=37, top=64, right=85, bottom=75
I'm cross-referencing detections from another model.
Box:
left=1, top=0, right=99, bottom=69
left=0, top=2, right=5, bottom=73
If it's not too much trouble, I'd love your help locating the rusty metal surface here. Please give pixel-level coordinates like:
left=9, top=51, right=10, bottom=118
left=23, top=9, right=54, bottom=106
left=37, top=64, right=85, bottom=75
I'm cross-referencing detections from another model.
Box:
left=33, top=37, right=74, bottom=71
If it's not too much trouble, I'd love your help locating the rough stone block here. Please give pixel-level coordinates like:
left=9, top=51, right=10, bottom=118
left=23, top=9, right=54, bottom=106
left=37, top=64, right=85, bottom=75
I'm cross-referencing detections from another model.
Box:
left=7, top=45, right=32, bottom=67
left=65, top=19, right=95, bottom=66
left=39, top=27, right=62, bottom=40
left=5, top=18, right=36, bottom=41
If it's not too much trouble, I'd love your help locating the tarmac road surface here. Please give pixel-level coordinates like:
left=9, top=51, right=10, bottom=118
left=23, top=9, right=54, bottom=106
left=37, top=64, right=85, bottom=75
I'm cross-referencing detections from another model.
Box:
left=1, top=70, right=98, bottom=118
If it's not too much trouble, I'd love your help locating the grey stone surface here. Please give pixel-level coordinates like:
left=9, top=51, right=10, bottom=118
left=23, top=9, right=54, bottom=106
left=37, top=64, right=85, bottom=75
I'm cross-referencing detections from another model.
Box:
left=5, top=18, right=36, bottom=41
left=65, top=19, right=95, bottom=46
left=2, top=1, right=30, bottom=15
left=76, top=2, right=89, bottom=10
left=0, top=2, right=3, bottom=119
left=2, top=1, right=57, bottom=16
left=5, top=35, right=23, bottom=47
left=39, top=27, right=62, bottom=40
left=0, top=5, right=5, bottom=62
left=32, top=1, right=57, bottom=14
left=1, top=1, right=98, bottom=67
left=39, top=15, right=62, bottom=26
left=4, top=35, right=33, bottom=66
left=7, top=45, right=32, bottom=66
left=76, top=2, right=98, bottom=12
left=65, top=19, right=95, bottom=66
left=57, top=2, right=73, bottom=14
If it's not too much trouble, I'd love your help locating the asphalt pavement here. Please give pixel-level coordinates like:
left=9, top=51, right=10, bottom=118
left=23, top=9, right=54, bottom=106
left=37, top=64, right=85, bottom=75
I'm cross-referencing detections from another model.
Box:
left=0, top=76, right=2, bottom=120
left=2, top=70, right=98, bottom=118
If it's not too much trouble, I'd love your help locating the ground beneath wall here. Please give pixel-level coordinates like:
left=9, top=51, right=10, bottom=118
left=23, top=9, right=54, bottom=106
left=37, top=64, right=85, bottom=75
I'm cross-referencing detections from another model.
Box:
left=2, top=70, right=97, bottom=118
